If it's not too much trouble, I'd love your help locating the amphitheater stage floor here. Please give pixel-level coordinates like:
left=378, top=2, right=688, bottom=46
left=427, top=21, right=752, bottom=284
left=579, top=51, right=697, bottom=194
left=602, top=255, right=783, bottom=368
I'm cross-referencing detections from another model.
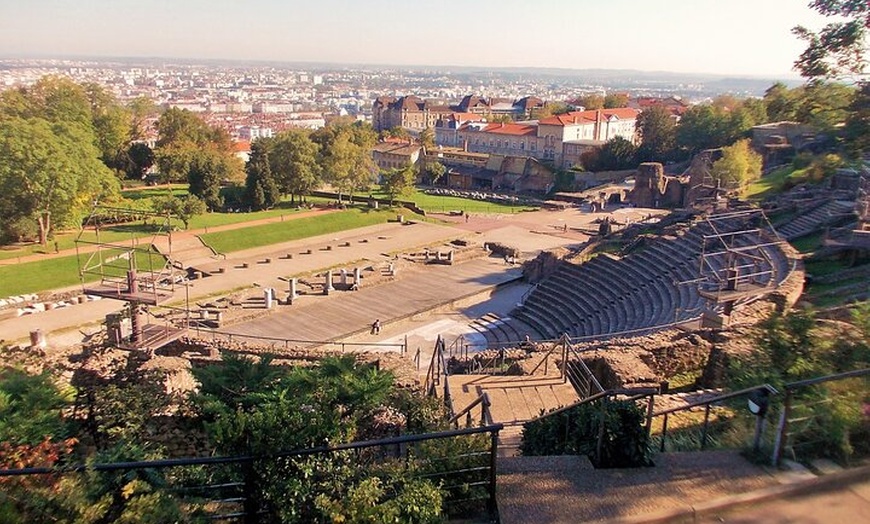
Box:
left=211, top=256, right=523, bottom=347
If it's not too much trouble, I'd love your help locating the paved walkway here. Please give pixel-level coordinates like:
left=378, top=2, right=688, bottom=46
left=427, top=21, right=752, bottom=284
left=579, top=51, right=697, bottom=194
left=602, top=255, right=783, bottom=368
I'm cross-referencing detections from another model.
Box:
left=498, top=451, right=778, bottom=524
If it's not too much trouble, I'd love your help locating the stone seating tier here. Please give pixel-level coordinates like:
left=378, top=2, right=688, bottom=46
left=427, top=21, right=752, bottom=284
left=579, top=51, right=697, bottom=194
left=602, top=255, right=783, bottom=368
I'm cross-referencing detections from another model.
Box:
left=504, top=215, right=793, bottom=341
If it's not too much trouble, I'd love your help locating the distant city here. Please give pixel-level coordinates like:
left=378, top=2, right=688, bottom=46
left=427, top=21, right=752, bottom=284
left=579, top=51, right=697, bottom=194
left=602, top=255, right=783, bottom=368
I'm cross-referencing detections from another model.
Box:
left=0, top=56, right=801, bottom=145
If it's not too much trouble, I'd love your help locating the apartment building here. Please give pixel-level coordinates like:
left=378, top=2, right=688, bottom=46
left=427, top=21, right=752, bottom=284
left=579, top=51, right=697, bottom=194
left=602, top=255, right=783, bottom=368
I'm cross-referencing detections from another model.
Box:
left=437, top=108, right=640, bottom=168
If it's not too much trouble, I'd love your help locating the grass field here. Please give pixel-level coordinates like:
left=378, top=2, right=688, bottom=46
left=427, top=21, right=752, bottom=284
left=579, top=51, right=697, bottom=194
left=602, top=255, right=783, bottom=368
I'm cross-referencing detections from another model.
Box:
left=0, top=196, right=330, bottom=262
left=200, top=207, right=398, bottom=254
left=742, top=166, right=799, bottom=201
left=0, top=249, right=166, bottom=297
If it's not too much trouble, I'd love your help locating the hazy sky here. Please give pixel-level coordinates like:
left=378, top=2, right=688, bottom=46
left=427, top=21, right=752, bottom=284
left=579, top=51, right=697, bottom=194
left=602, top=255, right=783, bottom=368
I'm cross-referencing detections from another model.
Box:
left=0, top=0, right=835, bottom=76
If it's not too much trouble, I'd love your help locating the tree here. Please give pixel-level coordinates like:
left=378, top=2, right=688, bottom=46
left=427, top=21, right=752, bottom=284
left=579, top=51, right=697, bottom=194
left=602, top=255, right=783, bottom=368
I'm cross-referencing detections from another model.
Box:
left=793, top=81, right=856, bottom=132
left=124, top=142, right=155, bottom=180
left=586, top=136, right=638, bottom=171
left=422, top=161, right=446, bottom=185
left=84, top=82, right=133, bottom=172
left=574, top=94, right=604, bottom=110
left=487, top=113, right=513, bottom=124
left=604, top=93, right=629, bottom=109
left=764, top=82, right=798, bottom=122
left=793, top=0, right=868, bottom=80
left=187, top=149, right=237, bottom=211
left=269, top=129, right=321, bottom=202
left=0, top=117, right=119, bottom=244
left=636, top=106, right=676, bottom=162
left=381, top=166, right=416, bottom=204
left=843, top=82, right=870, bottom=156
left=419, top=126, right=435, bottom=150
left=153, top=194, right=206, bottom=229
left=244, top=141, right=281, bottom=211
left=127, top=96, right=159, bottom=141
left=530, top=102, right=569, bottom=120
left=382, top=126, right=410, bottom=140
left=710, top=139, right=763, bottom=190
left=315, top=122, right=378, bottom=201
left=154, top=108, right=239, bottom=184
left=676, top=104, right=752, bottom=155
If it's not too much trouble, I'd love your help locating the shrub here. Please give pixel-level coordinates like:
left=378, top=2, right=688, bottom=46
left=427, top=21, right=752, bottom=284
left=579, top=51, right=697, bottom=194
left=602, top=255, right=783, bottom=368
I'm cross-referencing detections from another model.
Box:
left=520, top=399, right=653, bottom=468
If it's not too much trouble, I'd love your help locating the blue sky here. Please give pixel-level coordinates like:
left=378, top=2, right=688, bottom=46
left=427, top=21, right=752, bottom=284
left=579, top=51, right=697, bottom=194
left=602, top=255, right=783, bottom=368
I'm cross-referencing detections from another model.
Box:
left=0, top=0, right=833, bottom=76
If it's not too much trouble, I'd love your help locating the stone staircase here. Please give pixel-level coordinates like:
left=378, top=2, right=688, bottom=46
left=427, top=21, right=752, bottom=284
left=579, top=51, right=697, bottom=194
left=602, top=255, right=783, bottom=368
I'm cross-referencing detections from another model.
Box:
left=468, top=313, right=537, bottom=347
left=447, top=374, right=579, bottom=457
left=775, top=199, right=855, bottom=240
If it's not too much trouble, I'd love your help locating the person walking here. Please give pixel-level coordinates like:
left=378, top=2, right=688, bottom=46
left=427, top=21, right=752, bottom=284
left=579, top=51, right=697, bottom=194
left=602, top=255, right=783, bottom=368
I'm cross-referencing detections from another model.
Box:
left=371, top=319, right=381, bottom=335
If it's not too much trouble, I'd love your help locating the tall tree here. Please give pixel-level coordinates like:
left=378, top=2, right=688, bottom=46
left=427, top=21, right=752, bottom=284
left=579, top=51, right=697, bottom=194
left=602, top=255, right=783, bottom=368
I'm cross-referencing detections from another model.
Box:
left=0, top=117, right=119, bottom=244
left=269, top=129, right=321, bottom=202
left=381, top=165, right=416, bottom=204
left=315, top=122, right=377, bottom=200
left=154, top=108, right=240, bottom=185
left=586, top=137, right=638, bottom=171
left=710, top=139, right=763, bottom=190
left=84, top=82, right=132, bottom=172
left=244, top=141, right=280, bottom=211
left=124, top=142, right=155, bottom=180
left=419, top=126, right=435, bottom=149
left=793, top=0, right=868, bottom=80
left=843, top=82, right=870, bottom=156
left=187, top=149, right=237, bottom=211
left=575, top=94, right=604, bottom=110
left=604, top=93, right=629, bottom=109
left=422, top=161, right=446, bottom=185
left=636, top=106, right=676, bottom=162
left=764, top=82, right=798, bottom=122
left=127, top=96, right=159, bottom=141
left=793, top=81, right=856, bottom=132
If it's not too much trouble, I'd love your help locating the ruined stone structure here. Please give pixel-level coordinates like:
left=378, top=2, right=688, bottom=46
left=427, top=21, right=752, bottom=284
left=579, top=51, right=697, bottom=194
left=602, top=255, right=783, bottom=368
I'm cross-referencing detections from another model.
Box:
left=683, top=149, right=725, bottom=208
left=626, top=162, right=684, bottom=208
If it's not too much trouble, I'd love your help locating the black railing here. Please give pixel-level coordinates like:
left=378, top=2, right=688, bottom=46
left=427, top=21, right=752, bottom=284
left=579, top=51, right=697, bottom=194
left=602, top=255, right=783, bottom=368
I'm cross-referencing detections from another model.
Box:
left=651, top=384, right=778, bottom=453
left=0, top=425, right=504, bottom=522
left=773, top=368, right=870, bottom=467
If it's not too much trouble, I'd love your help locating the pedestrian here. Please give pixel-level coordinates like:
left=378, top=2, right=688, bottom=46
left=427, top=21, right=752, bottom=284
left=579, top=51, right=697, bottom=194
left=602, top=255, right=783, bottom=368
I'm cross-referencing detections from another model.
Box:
left=465, top=213, right=470, bottom=223
left=371, top=319, right=381, bottom=335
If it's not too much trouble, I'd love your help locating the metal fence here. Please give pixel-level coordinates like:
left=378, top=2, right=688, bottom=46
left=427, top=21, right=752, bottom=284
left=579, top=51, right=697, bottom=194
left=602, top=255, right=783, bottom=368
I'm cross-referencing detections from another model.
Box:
left=0, top=425, right=503, bottom=523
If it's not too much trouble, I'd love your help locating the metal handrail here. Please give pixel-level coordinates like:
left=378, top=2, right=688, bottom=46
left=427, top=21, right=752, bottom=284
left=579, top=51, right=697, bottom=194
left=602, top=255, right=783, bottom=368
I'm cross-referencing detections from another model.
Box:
left=784, top=368, right=870, bottom=390
left=652, top=384, right=778, bottom=418
left=773, top=367, right=870, bottom=466
left=447, top=393, right=493, bottom=427
left=0, top=424, right=504, bottom=477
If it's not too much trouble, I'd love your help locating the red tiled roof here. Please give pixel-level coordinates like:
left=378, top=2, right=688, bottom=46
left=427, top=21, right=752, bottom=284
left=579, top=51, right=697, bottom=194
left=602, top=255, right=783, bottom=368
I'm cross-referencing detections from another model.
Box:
left=538, top=108, right=640, bottom=126
left=480, top=123, right=537, bottom=136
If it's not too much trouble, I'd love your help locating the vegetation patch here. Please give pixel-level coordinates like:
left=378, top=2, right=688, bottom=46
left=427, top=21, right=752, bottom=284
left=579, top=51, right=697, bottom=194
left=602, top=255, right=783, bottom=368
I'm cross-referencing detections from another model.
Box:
left=200, top=207, right=397, bottom=254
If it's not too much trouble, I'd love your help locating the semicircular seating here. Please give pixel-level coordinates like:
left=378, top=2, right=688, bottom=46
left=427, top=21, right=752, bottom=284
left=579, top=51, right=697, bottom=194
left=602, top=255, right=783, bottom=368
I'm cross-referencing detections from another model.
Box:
left=498, top=212, right=793, bottom=343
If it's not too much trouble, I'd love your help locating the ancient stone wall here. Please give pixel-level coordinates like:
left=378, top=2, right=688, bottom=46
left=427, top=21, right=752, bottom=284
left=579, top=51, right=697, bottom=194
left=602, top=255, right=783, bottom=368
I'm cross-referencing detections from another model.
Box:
left=627, top=162, right=685, bottom=208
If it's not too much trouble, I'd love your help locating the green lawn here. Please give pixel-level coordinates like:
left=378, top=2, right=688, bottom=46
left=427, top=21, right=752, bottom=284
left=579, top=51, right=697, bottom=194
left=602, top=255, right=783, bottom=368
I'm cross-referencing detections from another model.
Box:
left=0, top=249, right=166, bottom=297
left=372, top=186, right=537, bottom=214
left=200, top=207, right=398, bottom=254
left=742, top=166, right=799, bottom=201
left=0, top=197, right=331, bottom=262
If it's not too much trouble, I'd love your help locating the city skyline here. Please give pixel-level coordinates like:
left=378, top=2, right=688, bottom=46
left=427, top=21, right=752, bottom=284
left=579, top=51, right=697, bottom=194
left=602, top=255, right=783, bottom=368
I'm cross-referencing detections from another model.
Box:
left=0, top=0, right=834, bottom=78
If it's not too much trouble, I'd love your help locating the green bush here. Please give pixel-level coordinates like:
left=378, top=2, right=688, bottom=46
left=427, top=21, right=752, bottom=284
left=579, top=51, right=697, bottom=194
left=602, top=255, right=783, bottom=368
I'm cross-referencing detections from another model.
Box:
left=520, top=399, right=653, bottom=468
